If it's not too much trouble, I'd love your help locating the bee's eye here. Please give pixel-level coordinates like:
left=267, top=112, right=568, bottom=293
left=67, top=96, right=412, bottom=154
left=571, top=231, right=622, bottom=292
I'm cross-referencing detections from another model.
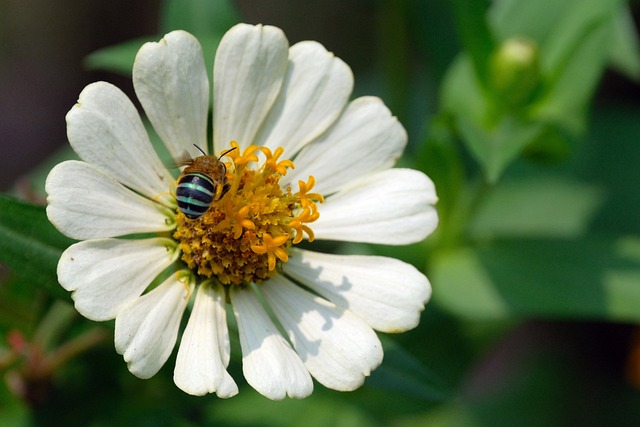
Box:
left=176, top=173, right=216, bottom=219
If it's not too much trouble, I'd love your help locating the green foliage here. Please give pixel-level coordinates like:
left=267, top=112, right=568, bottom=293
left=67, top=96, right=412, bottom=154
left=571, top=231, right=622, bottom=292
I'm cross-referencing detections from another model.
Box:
left=0, top=386, right=31, bottom=427
left=443, top=0, right=639, bottom=182
left=160, top=0, right=240, bottom=38
left=0, top=194, right=71, bottom=299
left=85, top=37, right=156, bottom=76
left=468, top=176, right=604, bottom=239
left=369, top=336, right=451, bottom=400
left=608, top=6, right=640, bottom=78
left=432, top=237, right=640, bottom=320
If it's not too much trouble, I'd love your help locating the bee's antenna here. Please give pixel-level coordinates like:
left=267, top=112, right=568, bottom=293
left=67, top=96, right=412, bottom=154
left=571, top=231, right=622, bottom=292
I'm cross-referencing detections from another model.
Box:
left=193, top=144, right=207, bottom=156
left=218, top=146, right=238, bottom=160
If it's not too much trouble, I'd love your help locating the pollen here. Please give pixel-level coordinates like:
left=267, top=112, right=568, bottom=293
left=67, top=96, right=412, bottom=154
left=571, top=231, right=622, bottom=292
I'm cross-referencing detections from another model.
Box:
left=173, top=142, right=324, bottom=285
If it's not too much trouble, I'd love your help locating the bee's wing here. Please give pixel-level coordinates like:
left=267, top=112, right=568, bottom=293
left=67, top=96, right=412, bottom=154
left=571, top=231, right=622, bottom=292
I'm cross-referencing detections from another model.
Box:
left=172, top=150, right=194, bottom=169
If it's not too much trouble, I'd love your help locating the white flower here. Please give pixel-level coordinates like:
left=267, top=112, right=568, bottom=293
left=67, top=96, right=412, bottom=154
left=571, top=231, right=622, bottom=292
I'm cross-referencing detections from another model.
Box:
left=45, top=24, right=438, bottom=400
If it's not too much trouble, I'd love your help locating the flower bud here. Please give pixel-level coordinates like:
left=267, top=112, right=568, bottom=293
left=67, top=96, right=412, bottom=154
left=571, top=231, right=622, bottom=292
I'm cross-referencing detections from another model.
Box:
left=489, top=37, right=540, bottom=107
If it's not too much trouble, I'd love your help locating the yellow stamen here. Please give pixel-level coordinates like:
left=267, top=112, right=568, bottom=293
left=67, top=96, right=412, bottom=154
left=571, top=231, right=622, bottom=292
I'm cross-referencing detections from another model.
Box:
left=176, top=270, right=194, bottom=300
left=260, top=146, right=295, bottom=175
left=173, top=143, right=323, bottom=285
left=152, top=181, right=178, bottom=206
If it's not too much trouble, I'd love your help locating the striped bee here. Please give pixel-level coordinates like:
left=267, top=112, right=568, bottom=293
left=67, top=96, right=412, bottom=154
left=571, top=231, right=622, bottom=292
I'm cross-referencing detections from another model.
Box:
left=176, top=145, right=235, bottom=219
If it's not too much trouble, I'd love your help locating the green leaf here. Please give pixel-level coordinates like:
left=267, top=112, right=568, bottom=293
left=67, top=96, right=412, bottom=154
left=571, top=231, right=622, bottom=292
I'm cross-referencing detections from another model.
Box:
left=468, top=176, right=604, bottom=239
left=441, top=54, right=487, bottom=126
left=441, top=55, right=549, bottom=182
left=490, top=0, right=626, bottom=133
left=84, top=37, right=155, bottom=76
left=531, top=13, right=611, bottom=134
left=418, top=115, right=466, bottom=236
left=160, top=0, right=240, bottom=39
left=0, top=194, right=72, bottom=298
left=578, top=105, right=640, bottom=235
left=431, top=237, right=640, bottom=321
left=489, top=0, right=622, bottom=50
left=161, top=0, right=239, bottom=90
left=368, top=336, right=451, bottom=401
left=457, top=114, right=546, bottom=183
left=450, top=0, right=495, bottom=86
left=0, top=383, right=31, bottom=427
left=444, top=0, right=628, bottom=182
left=607, top=4, right=640, bottom=80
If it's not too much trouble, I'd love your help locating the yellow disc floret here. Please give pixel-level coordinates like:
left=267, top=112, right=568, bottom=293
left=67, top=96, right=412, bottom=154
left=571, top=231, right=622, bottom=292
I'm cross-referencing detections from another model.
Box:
left=173, top=142, right=324, bottom=285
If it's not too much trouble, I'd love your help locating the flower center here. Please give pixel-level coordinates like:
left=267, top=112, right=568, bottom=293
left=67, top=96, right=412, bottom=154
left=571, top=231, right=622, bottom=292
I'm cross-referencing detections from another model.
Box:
left=173, top=142, right=323, bottom=285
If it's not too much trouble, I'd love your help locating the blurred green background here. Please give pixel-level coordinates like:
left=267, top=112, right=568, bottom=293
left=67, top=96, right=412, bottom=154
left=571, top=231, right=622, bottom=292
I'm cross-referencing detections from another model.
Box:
left=2, top=0, right=640, bottom=426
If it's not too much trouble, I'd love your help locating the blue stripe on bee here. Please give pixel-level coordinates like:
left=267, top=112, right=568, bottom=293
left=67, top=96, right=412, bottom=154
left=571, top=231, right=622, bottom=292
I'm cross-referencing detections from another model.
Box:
left=176, top=173, right=216, bottom=219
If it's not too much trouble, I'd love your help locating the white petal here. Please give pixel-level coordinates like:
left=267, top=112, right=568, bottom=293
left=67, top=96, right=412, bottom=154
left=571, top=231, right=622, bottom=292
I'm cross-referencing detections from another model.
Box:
left=285, top=97, right=407, bottom=195
left=58, top=238, right=179, bottom=321
left=114, top=274, right=193, bottom=379
left=46, top=160, right=174, bottom=240
left=284, top=249, right=431, bottom=332
left=230, top=286, right=313, bottom=400
left=312, top=168, right=439, bottom=245
left=133, top=30, right=209, bottom=161
left=213, top=24, right=289, bottom=152
left=254, top=41, right=353, bottom=156
left=261, top=275, right=383, bottom=391
left=66, top=82, right=174, bottom=204
left=174, top=282, right=238, bottom=397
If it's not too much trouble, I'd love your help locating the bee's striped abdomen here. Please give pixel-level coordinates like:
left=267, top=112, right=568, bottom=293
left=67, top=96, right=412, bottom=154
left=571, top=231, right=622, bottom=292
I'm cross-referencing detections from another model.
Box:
left=176, top=173, right=216, bottom=219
